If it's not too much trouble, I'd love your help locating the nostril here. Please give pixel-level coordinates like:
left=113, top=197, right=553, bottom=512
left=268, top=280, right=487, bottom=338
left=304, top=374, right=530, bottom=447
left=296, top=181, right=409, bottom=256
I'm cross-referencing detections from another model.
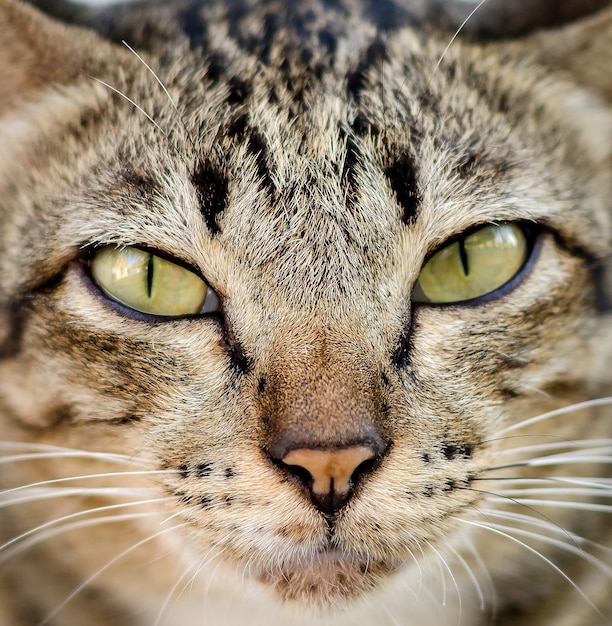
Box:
left=275, top=445, right=379, bottom=514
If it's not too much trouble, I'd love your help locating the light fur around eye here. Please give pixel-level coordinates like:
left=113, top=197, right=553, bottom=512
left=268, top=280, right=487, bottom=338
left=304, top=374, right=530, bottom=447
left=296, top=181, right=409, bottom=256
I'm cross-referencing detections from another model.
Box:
left=90, top=246, right=218, bottom=317
left=413, top=223, right=529, bottom=304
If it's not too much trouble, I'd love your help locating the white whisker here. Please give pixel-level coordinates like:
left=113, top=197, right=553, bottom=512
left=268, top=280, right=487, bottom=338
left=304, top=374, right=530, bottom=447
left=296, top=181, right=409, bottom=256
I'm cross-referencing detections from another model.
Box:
left=40, top=522, right=189, bottom=625
left=446, top=544, right=486, bottom=611
left=91, top=77, right=167, bottom=136
left=499, top=439, right=612, bottom=458
left=1, top=469, right=177, bottom=496
left=431, top=0, right=489, bottom=76
left=425, top=540, right=461, bottom=613
left=474, top=519, right=612, bottom=577
left=496, top=397, right=612, bottom=437
left=0, top=486, right=157, bottom=508
left=0, top=450, right=153, bottom=466
left=455, top=517, right=600, bottom=613
left=0, top=512, right=160, bottom=563
left=486, top=497, right=612, bottom=514
left=154, top=557, right=200, bottom=626
left=0, top=497, right=171, bottom=556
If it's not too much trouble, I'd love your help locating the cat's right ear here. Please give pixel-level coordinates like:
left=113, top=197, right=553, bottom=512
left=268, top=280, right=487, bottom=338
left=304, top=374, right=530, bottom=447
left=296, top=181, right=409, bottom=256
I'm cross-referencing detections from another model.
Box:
left=0, top=0, right=115, bottom=116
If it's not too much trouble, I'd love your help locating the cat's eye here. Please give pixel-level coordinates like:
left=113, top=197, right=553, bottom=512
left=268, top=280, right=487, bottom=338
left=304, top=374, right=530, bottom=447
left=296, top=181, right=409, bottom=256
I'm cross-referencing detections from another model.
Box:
left=90, top=246, right=219, bottom=317
left=412, top=223, right=529, bottom=304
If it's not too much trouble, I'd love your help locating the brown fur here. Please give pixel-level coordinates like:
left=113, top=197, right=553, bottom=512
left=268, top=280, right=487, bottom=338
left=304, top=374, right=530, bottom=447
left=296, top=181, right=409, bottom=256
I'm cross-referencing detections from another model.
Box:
left=0, top=1, right=611, bottom=624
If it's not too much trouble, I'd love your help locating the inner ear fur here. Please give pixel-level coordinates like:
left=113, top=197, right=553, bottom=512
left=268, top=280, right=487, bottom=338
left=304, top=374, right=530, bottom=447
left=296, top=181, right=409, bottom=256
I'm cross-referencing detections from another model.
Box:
left=0, top=0, right=118, bottom=115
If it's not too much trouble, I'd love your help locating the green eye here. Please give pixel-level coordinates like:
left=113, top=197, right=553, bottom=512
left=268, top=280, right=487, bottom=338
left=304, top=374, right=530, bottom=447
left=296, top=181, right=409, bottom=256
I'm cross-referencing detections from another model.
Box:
left=413, top=223, right=529, bottom=304
left=90, top=246, right=218, bottom=317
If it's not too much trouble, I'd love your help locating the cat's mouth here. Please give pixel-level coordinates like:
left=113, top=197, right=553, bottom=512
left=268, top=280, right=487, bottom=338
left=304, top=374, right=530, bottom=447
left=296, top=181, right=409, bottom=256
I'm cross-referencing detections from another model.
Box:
left=254, top=548, right=399, bottom=604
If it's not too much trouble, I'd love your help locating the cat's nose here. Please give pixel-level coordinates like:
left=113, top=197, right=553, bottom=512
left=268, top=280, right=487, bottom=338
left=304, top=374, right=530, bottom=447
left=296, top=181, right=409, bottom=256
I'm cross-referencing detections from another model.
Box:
left=275, top=444, right=380, bottom=514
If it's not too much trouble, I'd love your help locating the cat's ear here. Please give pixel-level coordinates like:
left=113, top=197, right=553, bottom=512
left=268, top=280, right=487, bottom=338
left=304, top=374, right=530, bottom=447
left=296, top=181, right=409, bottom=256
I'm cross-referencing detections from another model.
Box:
left=528, top=5, right=612, bottom=104
left=0, top=0, right=115, bottom=115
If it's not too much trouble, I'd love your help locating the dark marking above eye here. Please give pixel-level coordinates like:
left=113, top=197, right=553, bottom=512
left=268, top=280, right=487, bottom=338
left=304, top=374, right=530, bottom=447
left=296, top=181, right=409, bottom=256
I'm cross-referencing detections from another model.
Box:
left=245, top=128, right=273, bottom=191
left=191, top=160, right=229, bottom=236
left=385, top=154, right=420, bottom=225
left=346, top=37, right=388, bottom=99
left=226, top=76, right=252, bottom=105
left=351, top=112, right=380, bottom=137
left=119, top=164, right=159, bottom=195
left=224, top=467, right=235, bottom=479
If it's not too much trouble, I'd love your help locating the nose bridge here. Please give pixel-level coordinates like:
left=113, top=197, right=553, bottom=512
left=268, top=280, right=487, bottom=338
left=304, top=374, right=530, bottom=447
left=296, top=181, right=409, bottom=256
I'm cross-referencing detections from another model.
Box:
left=262, top=331, right=385, bottom=454
left=260, top=331, right=389, bottom=514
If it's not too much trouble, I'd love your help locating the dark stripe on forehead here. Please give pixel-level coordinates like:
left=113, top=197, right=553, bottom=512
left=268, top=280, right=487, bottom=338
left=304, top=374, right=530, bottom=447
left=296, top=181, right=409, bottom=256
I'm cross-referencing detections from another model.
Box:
left=226, top=115, right=275, bottom=195
left=192, top=160, right=229, bottom=236
left=346, top=37, right=388, bottom=100
left=385, top=154, right=420, bottom=224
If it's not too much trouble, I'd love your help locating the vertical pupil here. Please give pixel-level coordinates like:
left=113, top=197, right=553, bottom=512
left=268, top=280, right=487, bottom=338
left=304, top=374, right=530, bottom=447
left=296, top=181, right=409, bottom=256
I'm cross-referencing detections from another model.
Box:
left=458, top=239, right=469, bottom=276
left=146, top=254, right=154, bottom=298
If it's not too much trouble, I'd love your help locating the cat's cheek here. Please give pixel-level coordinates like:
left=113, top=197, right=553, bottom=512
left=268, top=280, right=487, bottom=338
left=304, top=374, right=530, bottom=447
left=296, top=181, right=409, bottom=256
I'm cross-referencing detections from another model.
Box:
left=0, top=268, right=230, bottom=428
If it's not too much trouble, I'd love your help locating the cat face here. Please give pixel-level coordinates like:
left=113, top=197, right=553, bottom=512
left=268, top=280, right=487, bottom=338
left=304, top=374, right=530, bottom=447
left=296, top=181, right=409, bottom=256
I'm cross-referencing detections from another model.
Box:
left=0, top=1, right=611, bottom=623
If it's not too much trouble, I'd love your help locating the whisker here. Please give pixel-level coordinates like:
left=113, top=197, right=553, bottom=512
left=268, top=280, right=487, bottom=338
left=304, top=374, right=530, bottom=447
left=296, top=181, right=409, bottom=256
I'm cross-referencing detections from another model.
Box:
left=496, top=397, right=612, bottom=437
left=0, top=512, right=160, bottom=564
left=0, top=497, right=171, bottom=556
left=154, top=557, right=200, bottom=626
left=425, top=540, right=461, bottom=613
left=40, top=522, right=189, bottom=625
left=91, top=77, right=168, bottom=136
left=498, top=439, right=612, bottom=458
left=462, top=539, right=497, bottom=616
left=477, top=508, right=611, bottom=552
left=493, top=487, right=612, bottom=498
left=0, top=441, right=154, bottom=464
left=446, top=544, right=486, bottom=611
left=431, top=0, right=489, bottom=77
left=473, top=518, right=612, bottom=577
left=0, top=486, right=157, bottom=508
left=454, top=517, right=600, bottom=613
left=472, top=476, right=612, bottom=488
left=121, top=41, right=198, bottom=153
left=0, top=450, right=153, bottom=467
left=485, top=497, right=612, bottom=514
left=1, top=469, right=177, bottom=496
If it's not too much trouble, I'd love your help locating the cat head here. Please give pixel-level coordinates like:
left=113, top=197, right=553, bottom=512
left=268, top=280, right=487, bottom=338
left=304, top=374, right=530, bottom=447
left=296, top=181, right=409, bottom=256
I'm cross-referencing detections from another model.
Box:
left=0, top=0, right=611, bottom=611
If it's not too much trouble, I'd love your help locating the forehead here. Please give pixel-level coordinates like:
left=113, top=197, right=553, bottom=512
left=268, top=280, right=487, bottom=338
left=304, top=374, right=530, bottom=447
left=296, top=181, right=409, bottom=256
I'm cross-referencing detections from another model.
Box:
left=82, top=4, right=592, bottom=306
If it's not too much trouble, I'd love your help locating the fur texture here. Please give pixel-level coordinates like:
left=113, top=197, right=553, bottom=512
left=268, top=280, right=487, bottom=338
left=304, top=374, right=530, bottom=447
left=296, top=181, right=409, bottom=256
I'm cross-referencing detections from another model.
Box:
left=0, top=1, right=611, bottom=624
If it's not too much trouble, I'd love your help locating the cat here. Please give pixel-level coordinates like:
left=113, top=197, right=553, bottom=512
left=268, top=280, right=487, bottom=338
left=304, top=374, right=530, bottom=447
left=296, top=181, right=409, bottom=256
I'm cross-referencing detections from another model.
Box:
left=0, top=0, right=611, bottom=624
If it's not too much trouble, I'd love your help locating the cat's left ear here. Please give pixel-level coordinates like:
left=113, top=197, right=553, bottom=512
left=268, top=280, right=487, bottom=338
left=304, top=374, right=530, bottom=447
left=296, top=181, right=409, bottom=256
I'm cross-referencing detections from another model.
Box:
left=0, top=0, right=118, bottom=116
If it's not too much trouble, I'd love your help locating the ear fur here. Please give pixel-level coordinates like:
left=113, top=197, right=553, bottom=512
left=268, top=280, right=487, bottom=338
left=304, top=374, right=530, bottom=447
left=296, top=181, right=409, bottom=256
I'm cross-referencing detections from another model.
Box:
left=530, top=5, right=612, bottom=103
left=0, top=0, right=116, bottom=115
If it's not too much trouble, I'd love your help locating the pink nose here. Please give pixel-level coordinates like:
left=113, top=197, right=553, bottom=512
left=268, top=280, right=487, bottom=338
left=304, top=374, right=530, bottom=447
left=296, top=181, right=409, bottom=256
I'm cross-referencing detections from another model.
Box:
left=281, top=446, right=376, bottom=513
